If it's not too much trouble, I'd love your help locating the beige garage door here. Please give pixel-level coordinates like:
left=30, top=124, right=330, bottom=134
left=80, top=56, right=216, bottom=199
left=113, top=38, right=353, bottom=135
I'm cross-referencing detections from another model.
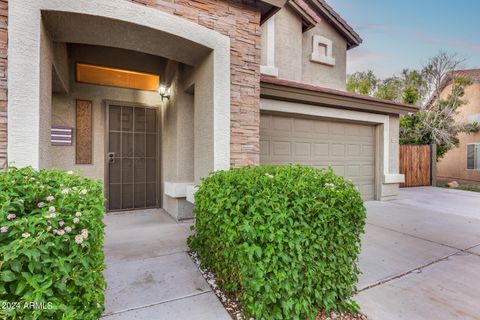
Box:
left=260, top=113, right=376, bottom=200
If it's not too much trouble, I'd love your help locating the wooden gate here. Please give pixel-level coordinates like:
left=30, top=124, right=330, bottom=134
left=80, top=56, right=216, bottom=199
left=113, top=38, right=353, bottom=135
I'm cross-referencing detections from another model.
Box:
left=399, top=145, right=433, bottom=187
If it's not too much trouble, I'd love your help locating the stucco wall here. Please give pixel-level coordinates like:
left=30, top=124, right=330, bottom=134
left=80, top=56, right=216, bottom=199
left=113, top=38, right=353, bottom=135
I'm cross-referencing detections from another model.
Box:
left=437, top=83, right=480, bottom=184
left=301, top=19, right=347, bottom=90
left=39, top=22, right=54, bottom=169
left=161, top=60, right=195, bottom=219
left=273, top=5, right=303, bottom=82
left=260, top=4, right=348, bottom=91
left=0, top=0, right=6, bottom=168
left=380, top=115, right=401, bottom=199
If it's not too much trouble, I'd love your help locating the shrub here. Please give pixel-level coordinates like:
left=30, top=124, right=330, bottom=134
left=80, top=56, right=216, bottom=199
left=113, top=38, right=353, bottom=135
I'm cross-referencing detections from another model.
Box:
left=0, top=167, right=106, bottom=320
left=188, top=165, right=366, bottom=320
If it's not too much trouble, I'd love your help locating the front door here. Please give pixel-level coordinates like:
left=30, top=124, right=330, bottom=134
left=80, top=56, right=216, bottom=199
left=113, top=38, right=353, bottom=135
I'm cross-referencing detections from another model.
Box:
left=107, top=103, right=158, bottom=211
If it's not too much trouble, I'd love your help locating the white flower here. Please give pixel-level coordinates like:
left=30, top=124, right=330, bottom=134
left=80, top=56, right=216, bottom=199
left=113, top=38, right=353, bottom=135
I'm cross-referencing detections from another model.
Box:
left=52, top=229, right=58, bottom=235
left=324, top=183, right=336, bottom=188
left=62, top=238, right=69, bottom=242
left=80, top=189, right=88, bottom=195
left=48, top=206, right=56, bottom=213
left=265, top=173, right=274, bottom=179
left=56, top=230, right=65, bottom=236
left=0, top=226, right=8, bottom=233
left=61, top=188, right=70, bottom=195
left=37, top=202, right=45, bottom=208
left=73, top=218, right=80, bottom=224
left=75, top=212, right=82, bottom=217
left=72, top=187, right=78, bottom=191
left=21, top=232, right=31, bottom=238
left=46, top=213, right=56, bottom=219
left=58, top=221, right=65, bottom=227
left=64, top=226, right=72, bottom=233
left=66, top=171, right=74, bottom=175
left=47, top=226, right=52, bottom=231
left=46, top=195, right=55, bottom=202
left=81, top=229, right=89, bottom=239
left=6, top=213, right=16, bottom=220
left=75, top=234, right=84, bottom=244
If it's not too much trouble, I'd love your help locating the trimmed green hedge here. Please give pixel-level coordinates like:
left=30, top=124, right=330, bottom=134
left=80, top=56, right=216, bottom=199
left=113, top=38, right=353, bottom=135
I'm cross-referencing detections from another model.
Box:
left=0, top=167, right=106, bottom=320
left=188, top=165, right=366, bottom=320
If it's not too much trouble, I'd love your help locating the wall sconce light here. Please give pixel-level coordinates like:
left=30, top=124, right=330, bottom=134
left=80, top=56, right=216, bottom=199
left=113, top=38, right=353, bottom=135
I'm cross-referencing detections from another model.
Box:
left=158, top=84, right=170, bottom=101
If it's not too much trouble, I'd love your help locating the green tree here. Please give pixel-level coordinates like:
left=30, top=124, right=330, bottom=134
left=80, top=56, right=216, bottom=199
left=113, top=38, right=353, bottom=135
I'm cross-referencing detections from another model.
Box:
left=400, top=76, right=479, bottom=158
left=346, top=70, right=378, bottom=96
left=374, top=76, right=403, bottom=101
left=400, top=69, right=426, bottom=103
left=347, top=51, right=479, bottom=158
left=402, top=85, right=420, bottom=104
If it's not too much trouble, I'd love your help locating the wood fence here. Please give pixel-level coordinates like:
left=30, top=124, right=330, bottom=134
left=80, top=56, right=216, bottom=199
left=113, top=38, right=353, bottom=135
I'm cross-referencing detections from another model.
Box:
left=399, top=145, right=435, bottom=187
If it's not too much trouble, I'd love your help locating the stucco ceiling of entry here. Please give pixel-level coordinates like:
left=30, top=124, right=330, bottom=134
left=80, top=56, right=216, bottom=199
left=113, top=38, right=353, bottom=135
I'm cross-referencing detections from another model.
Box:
left=42, top=11, right=212, bottom=67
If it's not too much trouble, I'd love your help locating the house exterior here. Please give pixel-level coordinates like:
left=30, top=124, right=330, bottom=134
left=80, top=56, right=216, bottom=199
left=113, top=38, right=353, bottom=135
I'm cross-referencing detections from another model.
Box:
left=437, top=69, right=480, bottom=185
left=1, top=0, right=416, bottom=220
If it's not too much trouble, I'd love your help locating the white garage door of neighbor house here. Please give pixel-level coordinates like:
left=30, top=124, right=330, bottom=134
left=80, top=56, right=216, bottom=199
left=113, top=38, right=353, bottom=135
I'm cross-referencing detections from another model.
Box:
left=260, top=113, right=376, bottom=200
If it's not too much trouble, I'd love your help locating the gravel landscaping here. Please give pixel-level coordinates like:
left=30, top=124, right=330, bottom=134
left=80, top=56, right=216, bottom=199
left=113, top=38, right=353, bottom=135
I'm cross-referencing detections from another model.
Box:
left=189, top=251, right=368, bottom=320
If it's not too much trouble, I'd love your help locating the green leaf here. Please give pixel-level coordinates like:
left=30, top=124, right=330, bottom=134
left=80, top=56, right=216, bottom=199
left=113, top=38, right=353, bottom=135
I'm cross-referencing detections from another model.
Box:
left=1, top=270, right=16, bottom=282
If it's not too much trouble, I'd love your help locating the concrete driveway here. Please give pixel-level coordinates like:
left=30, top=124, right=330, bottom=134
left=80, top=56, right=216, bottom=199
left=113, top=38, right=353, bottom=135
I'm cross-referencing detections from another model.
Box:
left=357, top=187, right=480, bottom=320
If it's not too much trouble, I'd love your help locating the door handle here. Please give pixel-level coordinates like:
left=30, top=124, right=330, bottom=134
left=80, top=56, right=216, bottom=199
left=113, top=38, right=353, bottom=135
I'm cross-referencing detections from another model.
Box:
left=107, top=152, right=116, bottom=164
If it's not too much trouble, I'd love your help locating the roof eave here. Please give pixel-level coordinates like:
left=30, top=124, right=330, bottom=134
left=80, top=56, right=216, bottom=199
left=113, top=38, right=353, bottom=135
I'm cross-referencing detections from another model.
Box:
left=309, top=1, right=362, bottom=49
left=260, top=76, right=419, bottom=115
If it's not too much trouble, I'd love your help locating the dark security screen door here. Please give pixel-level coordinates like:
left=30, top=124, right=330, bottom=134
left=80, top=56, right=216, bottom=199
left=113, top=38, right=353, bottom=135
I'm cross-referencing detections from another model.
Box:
left=107, top=104, right=158, bottom=211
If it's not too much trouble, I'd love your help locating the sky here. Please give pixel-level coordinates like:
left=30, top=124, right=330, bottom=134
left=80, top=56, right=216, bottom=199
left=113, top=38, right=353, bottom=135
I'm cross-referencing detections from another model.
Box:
left=328, top=0, right=480, bottom=78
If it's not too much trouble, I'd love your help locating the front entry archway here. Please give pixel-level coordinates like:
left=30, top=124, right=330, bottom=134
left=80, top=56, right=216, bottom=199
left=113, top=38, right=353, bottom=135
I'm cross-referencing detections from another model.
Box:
left=8, top=0, right=231, bottom=177
left=8, top=0, right=231, bottom=218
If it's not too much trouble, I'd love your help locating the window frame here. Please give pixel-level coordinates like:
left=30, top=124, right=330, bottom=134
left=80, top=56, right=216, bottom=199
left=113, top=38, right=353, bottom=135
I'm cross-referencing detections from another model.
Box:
left=466, top=143, right=480, bottom=171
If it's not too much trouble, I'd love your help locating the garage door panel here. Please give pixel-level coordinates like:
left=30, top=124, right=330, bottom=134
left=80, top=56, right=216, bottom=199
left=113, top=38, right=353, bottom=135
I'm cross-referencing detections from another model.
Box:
left=272, top=141, right=291, bottom=156
left=362, top=165, right=375, bottom=177
left=331, top=144, right=345, bottom=156
left=260, top=139, right=269, bottom=156
left=347, top=144, right=361, bottom=156
left=331, top=165, right=346, bottom=176
left=294, top=142, right=311, bottom=157
left=260, top=115, right=271, bottom=129
left=347, top=165, right=361, bottom=177
left=362, top=145, right=375, bottom=156
left=260, top=114, right=376, bottom=200
left=329, top=123, right=346, bottom=135
left=272, top=116, right=292, bottom=131
left=313, top=143, right=329, bottom=156
left=360, top=184, right=375, bottom=198
left=293, top=118, right=315, bottom=133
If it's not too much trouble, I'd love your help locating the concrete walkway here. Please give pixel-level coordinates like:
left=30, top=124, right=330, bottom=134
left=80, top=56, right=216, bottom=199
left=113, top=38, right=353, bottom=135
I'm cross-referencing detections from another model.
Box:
left=357, top=187, right=480, bottom=320
left=101, top=209, right=230, bottom=320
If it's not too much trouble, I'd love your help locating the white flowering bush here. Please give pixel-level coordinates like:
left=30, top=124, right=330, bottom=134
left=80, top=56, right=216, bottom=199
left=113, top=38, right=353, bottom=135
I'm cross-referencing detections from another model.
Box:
left=0, top=167, right=106, bottom=320
left=189, top=165, right=366, bottom=319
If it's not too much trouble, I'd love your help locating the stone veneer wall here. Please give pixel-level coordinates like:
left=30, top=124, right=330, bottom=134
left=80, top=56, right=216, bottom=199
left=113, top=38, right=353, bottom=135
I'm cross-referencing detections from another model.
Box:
left=0, top=0, right=6, bottom=168
left=0, top=0, right=261, bottom=168
left=127, top=0, right=262, bottom=167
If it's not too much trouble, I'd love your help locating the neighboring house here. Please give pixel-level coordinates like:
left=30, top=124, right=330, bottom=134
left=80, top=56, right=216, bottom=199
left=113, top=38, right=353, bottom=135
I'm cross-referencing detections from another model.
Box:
left=0, top=0, right=416, bottom=220
left=437, top=69, right=480, bottom=185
